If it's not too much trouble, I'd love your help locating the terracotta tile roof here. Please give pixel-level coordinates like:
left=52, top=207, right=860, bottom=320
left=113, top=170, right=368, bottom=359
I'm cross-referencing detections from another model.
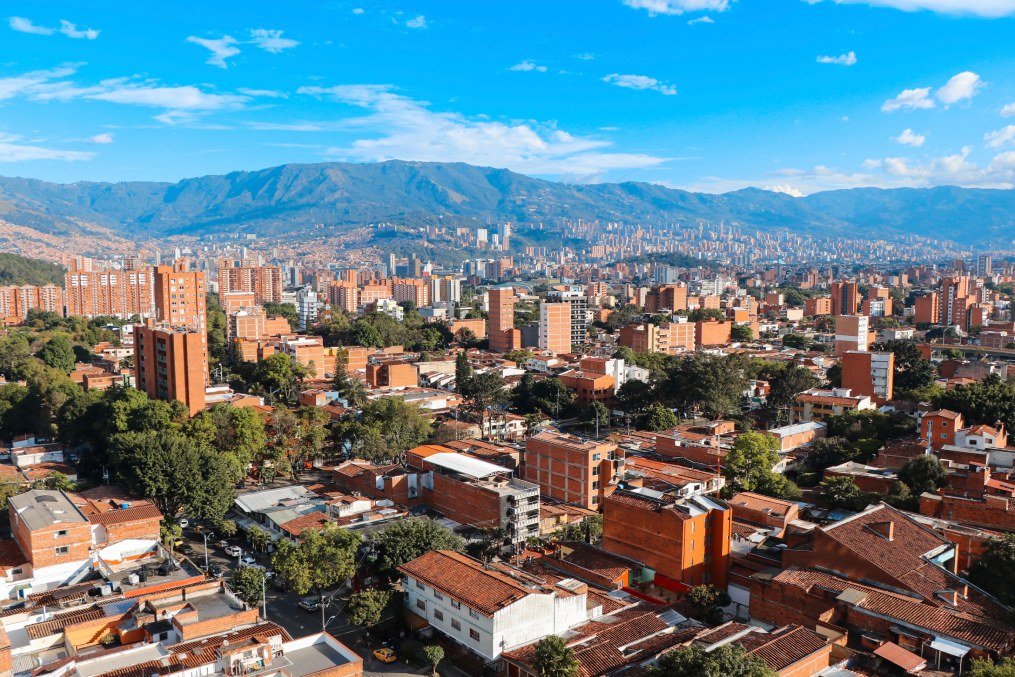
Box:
left=795, top=393, right=866, bottom=406
left=26, top=607, right=105, bottom=640
left=280, top=511, right=335, bottom=536
left=731, top=521, right=765, bottom=540
left=874, top=641, right=927, bottom=672
left=738, top=625, right=829, bottom=671
left=925, top=410, right=961, bottom=419
left=88, top=504, right=163, bottom=526
left=555, top=542, right=636, bottom=582
left=0, top=540, right=27, bottom=570
left=398, top=550, right=534, bottom=616
left=774, top=567, right=1015, bottom=653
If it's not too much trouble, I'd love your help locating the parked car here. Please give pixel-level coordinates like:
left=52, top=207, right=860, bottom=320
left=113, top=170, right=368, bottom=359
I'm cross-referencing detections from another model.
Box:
left=224, top=545, right=242, bottom=557
left=180, top=545, right=195, bottom=556
left=209, top=565, right=225, bottom=578
left=177, top=518, right=189, bottom=528
left=298, top=598, right=321, bottom=612
left=372, top=648, right=397, bottom=664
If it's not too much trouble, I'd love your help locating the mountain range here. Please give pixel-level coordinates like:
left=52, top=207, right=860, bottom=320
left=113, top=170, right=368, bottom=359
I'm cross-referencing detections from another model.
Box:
left=0, top=160, right=1012, bottom=246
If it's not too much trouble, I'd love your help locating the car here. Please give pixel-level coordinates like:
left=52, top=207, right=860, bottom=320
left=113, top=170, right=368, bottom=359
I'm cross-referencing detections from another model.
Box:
left=298, top=598, right=321, bottom=612
left=177, top=518, right=189, bottom=528
left=171, top=537, right=184, bottom=548
left=217, top=540, right=229, bottom=549
left=180, top=545, right=195, bottom=556
left=240, top=555, right=257, bottom=566
left=372, top=648, right=397, bottom=664
left=209, top=565, right=225, bottom=578
left=224, top=545, right=242, bottom=557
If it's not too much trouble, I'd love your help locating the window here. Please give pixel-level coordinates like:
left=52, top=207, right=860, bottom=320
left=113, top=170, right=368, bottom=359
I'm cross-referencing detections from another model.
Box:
left=55, top=546, right=69, bottom=555
left=468, top=608, right=480, bottom=620
left=55, top=530, right=67, bottom=538
left=416, top=580, right=425, bottom=590
left=451, top=619, right=461, bottom=631
left=469, top=628, right=481, bottom=642
left=592, top=453, right=601, bottom=461
left=416, top=600, right=426, bottom=611
left=451, top=600, right=461, bottom=610
left=591, top=495, right=599, bottom=505
left=592, top=481, right=599, bottom=490
left=433, top=590, right=443, bottom=600
left=434, top=610, right=444, bottom=621
left=592, top=466, right=599, bottom=476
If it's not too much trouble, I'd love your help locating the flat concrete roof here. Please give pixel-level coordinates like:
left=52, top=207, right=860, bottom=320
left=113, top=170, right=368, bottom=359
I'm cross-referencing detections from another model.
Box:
left=9, top=490, right=87, bottom=530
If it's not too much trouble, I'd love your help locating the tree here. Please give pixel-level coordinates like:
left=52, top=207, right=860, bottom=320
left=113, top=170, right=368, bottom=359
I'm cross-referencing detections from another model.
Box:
left=252, top=353, right=308, bottom=405
left=455, top=351, right=474, bottom=395
left=207, top=293, right=228, bottom=366
left=36, top=334, right=76, bottom=373
left=873, top=340, right=936, bottom=398
left=360, top=398, right=433, bottom=461
left=264, top=302, right=299, bottom=332
left=333, top=349, right=369, bottom=408
left=465, top=527, right=508, bottom=561
left=423, top=644, right=445, bottom=677
left=933, top=375, right=1015, bottom=434
left=346, top=588, right=394, bottom=627
left=616, top=379, right=653, bottom=415
left=647, top=644, right=775, bottom=677
left=578, top=401, right=610, bottom=432
left=110, top=431, right=235, bottom=522
left=376, top=517, right=464, bottom=576
left=641, top=404, right=679, bottom=432
left=533, top=635, right=580, bottom=677
left=819, top=476, right=876, bottom=512
left=464, top=371, right=509, bottom=419
left=898, top=455, right=947, bottom=495
left=231, top=566, right=266, bottom=606
left=967, top=534, right=1015, bottom=606
left=662, top=353, right=747, bottom=419
left=766, top=366, right=818, bottom=425
left=685, top=584, right=731, bottom=625
left=781, top=333, right=809, bottom=350
left=723, top=432, right=781, bottom=496
left=731, top=324, right=753, bottom=342
left=271, top=526, right=362, bottom=604
left=967, top=658, right=1015, bottom=677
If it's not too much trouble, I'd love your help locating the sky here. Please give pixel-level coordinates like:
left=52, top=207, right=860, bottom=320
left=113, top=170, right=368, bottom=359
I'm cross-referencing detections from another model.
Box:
left=1, top=0, right=1015, bottom=195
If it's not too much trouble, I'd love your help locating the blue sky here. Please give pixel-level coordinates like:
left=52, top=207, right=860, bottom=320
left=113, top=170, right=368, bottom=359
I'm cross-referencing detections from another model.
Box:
left=1, top=0, right=1014, bottom=195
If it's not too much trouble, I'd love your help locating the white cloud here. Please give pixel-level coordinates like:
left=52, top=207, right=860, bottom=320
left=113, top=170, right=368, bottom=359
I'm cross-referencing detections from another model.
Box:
left=296, top=84, right=666, bottom=177
left=406, top=15, right=427, bottom=28
left=893, top=128, right=926, bottom=147
left=352, top=8, right=365, bottom=14
left=237, top=88, right=287, bottom=98
left=802, top=0, right=1015, bottom=18
left=0, top=133, right=92, bottom=162
left=9, top=16, right=54, bottom=35
left=936, top=71, right=982, bottom=104
left=187, top=35, right=241, bottom=68
left=602, top=73, right=677, bottom=96
left=816, top=51, right=857, bottom=65
left=0, top=66, right=78, bottom=101
left=688, top=15, right=715, bottom=23
left=59, top=20, right=98, bottom=39
left=86, top=84, right=248, bottom=111
left=574, top=52, right=596, bottom=60
left=510, top=61, right=548, bottom=73
left=882, top=87, right=934, bottom=112
left=1002, top=103, right=1015, bottom=117
left=622, top=0, right=730, bottom=15
left=87, top=132, right=113, bottom=144
left=984, top=125, right=1015, bottom=149
left=765, top=184, right=804, bottom=197
left=249, top=28, right=298, bottom=53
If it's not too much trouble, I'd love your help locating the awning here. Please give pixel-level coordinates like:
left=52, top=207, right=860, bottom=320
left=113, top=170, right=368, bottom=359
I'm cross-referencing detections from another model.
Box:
left=874, top=642, right=926, bottom=673
left=929, top=637, right=970, bottom=658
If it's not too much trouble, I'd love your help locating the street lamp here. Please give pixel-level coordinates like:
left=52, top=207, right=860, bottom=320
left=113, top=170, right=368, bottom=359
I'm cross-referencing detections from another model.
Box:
left=201, top=531, right=215, bottom=572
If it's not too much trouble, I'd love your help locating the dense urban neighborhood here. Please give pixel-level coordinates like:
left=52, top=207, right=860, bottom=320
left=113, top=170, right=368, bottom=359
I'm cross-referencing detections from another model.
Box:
left=0, top=243, right=1010, bottom=677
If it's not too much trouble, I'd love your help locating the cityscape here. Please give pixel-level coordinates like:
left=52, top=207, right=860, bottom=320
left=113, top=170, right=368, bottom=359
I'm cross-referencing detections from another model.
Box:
left=1, top=2, right=1015, bottom=677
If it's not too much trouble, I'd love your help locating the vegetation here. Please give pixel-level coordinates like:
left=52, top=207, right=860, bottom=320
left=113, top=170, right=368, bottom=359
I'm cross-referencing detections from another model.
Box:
left=968, top=534, right=1015, bottom=607
left=271, top=526, right=362, bottom=603
left=231, top=566, right=267, bottom=606
left=0, top=253, right=65, bottom=286
left=532, top=635, right=580, bottom=677
left=684, top=584, right=731, bottom=625
left=723, top=432, right=798, bottom=499
left=346, top=589, right=395, bottom=627
left=934, top=375, right=1015, bottom=433
left=646, top=644, right=775, bottom=677
left=375, top=517, right=465, bottom=576
left=423, top=645, right=445, bottom=677
left=967, top=658, right=1015, bottom=677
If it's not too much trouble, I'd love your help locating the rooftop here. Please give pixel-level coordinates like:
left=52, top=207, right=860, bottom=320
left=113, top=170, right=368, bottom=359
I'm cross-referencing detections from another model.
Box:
left=9, top=490, right=87, bottom=530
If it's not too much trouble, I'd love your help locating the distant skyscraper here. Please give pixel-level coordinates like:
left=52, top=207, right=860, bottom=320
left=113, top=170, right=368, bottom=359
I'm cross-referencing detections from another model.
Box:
left=976, top=254, right=993, bottom=278
left=296, top=286, right=318, bottom=331
left=488, top=287, right=520, bottom=353
left=830, top=281, right=859, bottom=316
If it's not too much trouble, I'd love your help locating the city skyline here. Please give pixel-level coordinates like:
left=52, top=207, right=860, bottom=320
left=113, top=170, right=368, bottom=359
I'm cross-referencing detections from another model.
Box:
left=0, top=0, right=1012, bottom=195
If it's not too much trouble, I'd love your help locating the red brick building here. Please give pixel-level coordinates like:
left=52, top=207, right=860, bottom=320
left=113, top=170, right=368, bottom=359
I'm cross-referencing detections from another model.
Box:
left=524, top=432, right=622, bottom=510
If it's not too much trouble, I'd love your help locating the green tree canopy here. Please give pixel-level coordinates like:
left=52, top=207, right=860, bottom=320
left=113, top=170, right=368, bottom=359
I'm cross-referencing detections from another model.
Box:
left=646, top=644, right=775, bottom=677
left=36, top=334, right=76, bottom=373
left=271, top=526, right=362, bottom=601
left=231, top=566, right=267, bottom=606
left=967, top=534, right=1015, bottom=607
left=360, top=398, right=433, bottom=460
left=346, top=588, right=395, bottom=627
left=376, top=517, right=465, bottom=576
left=897, top=455, right=947, bottom=496
left=533, top=635, right=580, bottom=677
left=723, top=432, right=781, bottom=496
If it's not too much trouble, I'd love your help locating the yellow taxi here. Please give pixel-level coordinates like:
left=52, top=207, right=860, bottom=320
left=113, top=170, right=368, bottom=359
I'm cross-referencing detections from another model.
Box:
left=372, top=647, right=397, bottom=664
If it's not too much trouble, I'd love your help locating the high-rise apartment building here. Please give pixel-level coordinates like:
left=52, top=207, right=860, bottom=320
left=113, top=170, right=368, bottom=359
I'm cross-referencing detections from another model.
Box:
left=940, top=276, right=972, bottom=329
left=134, top=321, right=206, bottom=416
left=488, top=287, right=520, bottom=353
left=391, top=278, right=429, bottom=308
left=834, top=315, right=870, bottom=355
left=65, top=260, right=154, bottom=319
left=154, top=263, right=207, bottom=332
left=830, top=281, right=859, bottom=316
left=547, top=286, right=590, bottom=347
left=0, top=285, right=63, bottom=322
left=618, top=321, right=694, bottom=354
left=216, top=260, right=283, bottom=304
left=538, top=303, right=572, bottom=354
left=841, top=351, right=895, bottom=404
left=328, top=282, right=360, bottom=314
left=976, top=254, right=993, bottom=279
left=296, top=286, right=318, bottom=331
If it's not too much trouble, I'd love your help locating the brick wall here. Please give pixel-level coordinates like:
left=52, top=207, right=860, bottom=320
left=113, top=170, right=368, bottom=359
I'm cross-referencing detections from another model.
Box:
left=919, top=493, right=1015, bottom=531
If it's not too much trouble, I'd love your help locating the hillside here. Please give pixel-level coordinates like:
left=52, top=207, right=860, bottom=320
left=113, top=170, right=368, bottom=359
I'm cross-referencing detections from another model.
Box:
left=0, top=253, right=65, bottom=286
left=0, top=161, right=1012, bottom=244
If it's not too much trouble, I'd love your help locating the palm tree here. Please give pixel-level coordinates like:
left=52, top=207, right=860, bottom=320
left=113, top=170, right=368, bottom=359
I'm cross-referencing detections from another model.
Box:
left=533, top=636, right=579, bottom=677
